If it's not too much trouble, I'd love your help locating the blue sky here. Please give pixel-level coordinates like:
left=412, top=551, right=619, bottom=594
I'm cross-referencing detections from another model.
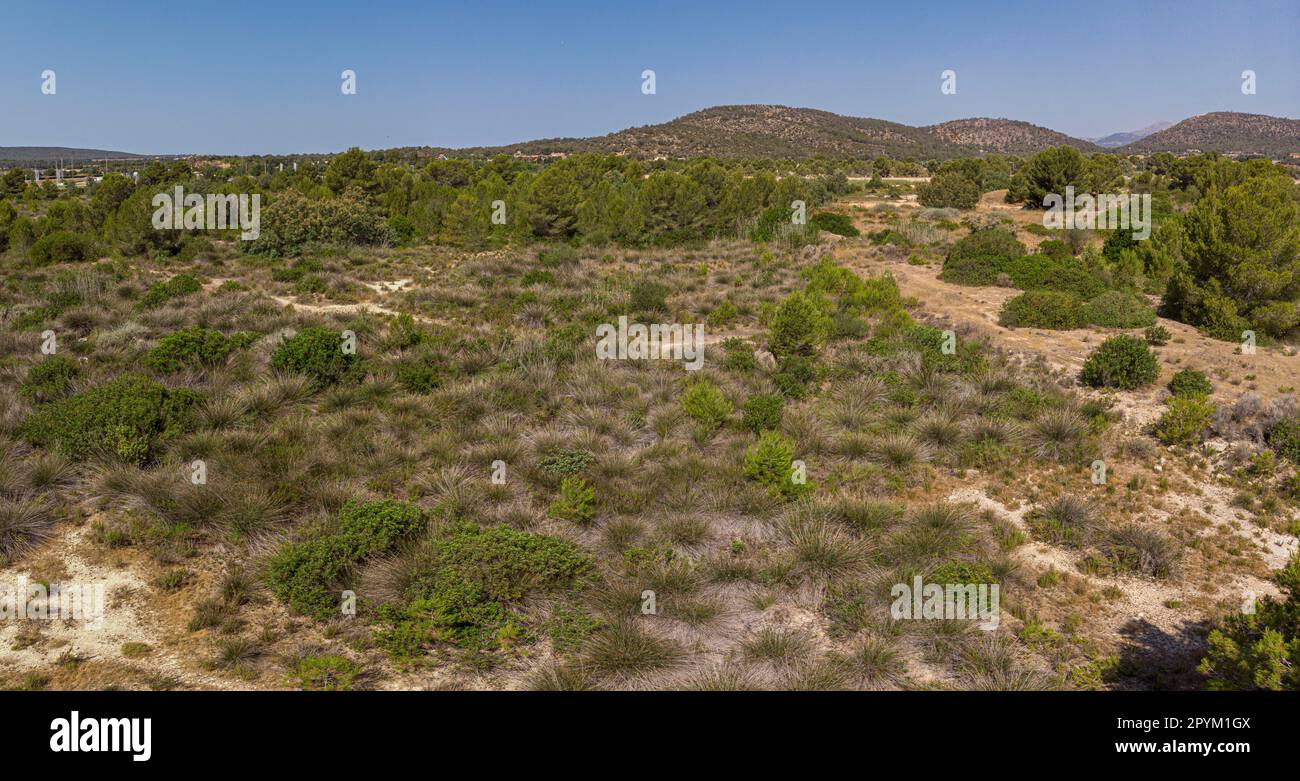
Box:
left=2, top=0, right=1296, bottom=155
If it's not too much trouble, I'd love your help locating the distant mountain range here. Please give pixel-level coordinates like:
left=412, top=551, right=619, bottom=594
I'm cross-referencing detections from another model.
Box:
left=1120, top=112, right=1300, bottom=157
left=444, top=106, right=1298, bottom=160
left=447, top=105, right=1099, bottom=160
left=6, top=108, right=1298, bottom=165
left=1090, top=121, right=1174, bottom=148
left=0, top=147, right=151, bottom=165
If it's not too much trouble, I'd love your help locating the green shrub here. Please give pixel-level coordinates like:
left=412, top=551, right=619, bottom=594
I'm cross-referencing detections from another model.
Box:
left=19, top=355, right=79, bottom=403
left=1081, top=291, right=1157, bottom=328
left=145, top=327, right=253, bottom=373
left=1268, top=417, right=1300, bottom=465
left=706, top=299, right=739, bottom=326
left=337, top=499, right=426, bottom=558
left=680, top=379, right=732, bottom=431
left=1154, top=396, right=1215, bottom=446
left=741, top=393, right=784, bottom=433
left=773, top=354, right=817, bottom=399
left=939, top=228, right=1025, bottom=285
left=629, top=279, right=670, bottom=313
left=385, top=313, right=427, bottom=350
left=539, top=448, right=595, bottom=476
left=1080, top=335, right=1159, bottom=389
left=290, top=654, right=361, bottom=691
left=29, top=231, right=94, bottom=266
left=294, top=275, right=327, bottom=295
left=21, top=375, right=201, bottom=464
left=270, top=327, right=361, bottom=387
left=520, top=269, right=555, bottom=286
left=243, top=190, right=391, bottom=257
left=722, top=340, right=757, bottom=372
left=1101, top=226, right=1140, bottom=261
left=393, top=360, right=439, bottom=394
left=267, top=499, right=425, bottom=620
left=808, top=211, right=860, bottom=237
left=138, top=274, right=202, bottom=308
left=266, top=537, right=352, bottom=619
left=998, top=290, right=1083, bottom=329
left=546, top=605, right=604, bottom=654
left=930, top=560, right=997, bottom=585
left=868, top=228, right=907, bottom=246
left=937, top=253, right=1002, bottom=286
left=1036, top=239, right=1072, bottom=260
left=538, top=244, right=579, bottom=267
left=550, top=476, right=595, bottom=524
left=1198, top=553, right=1300, bottom=690
left=750, top=206, right=797, bottom=243
left=767, top=291, right=830, bottom=357
left=1167, top=368, right=1213, bottom=398
left=917, top=171, right=980, bottom=210
left=375, top=521, right=592, bottom=654
left=1001, top=254, right=1107, bottom=299
left=1144, top=324, right=1171, bottom=346
left=744, top=431, right=809, bottom=498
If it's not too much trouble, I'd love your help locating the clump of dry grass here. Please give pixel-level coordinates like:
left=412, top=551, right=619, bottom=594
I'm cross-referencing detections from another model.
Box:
left=582, top=620, right=684, bottom=678
left=0, top=499, right=59, bottom=563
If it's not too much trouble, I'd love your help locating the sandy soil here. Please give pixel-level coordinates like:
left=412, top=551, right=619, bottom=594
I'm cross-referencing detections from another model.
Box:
left=0, top=522, right=238, bottom=690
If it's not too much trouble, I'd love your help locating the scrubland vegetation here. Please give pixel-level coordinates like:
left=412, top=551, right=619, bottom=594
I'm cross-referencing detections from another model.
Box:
left=1, top=142, right=1298, bottom=691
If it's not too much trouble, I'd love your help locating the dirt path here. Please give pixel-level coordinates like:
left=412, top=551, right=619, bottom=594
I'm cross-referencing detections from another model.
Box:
left=203, top=276, right=443, bottom=325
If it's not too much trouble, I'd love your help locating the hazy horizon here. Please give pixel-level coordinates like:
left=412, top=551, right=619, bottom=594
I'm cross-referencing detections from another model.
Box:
left=3, top=0, right=1297, bottom=155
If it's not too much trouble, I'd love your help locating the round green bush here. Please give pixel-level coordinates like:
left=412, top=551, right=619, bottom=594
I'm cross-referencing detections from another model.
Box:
left=999, top=290, right=1083, bottom=329
left=1267, top=416, right=1300, bottom=464
left=20, top=375, right=201, bottom=464
left=139, top=274, right=202, bottom=308
left=938, top=229, right=1028, bottom=286
left=1001, top=254, right=1107, bottom=299
left=394, top=360, right=439, bottom=394
left=741, top=393, right=784, bottom=433
left=744, top=431, right=808, bottom=498
left=1144, top=324, right=1170, bottom=346
left=267, top=499, right=425, bottom=620
left=918, top=171, right=981, bottom=210
left=1081, top=335, right=1159, bottom=389
left=29, top=231, right=93, bottom=266
left=20, top=355, right=79, bottom=403
left=145, top=327, right=252, bottom=373
left=947, top=228, right=1026, bottom=264
left=680, top=379, right=732, bottom=431
left=266, top=537, right=351, bottom=619
left=937, top=253, right=1001, bottom=285
left=270, top=327, right=361, bottom=387
left=1167, top=368, right=1213, bottom=398
left=1154, top=395, right=1215, bottom=445
left=767, top=291, right=830, bottom=358
left=1081, top=291, right=1157, bottom=328
left=808, top=211, right=860, bottom=237
left=629, top=279, right=670, bottom=313
left=336, top=499, right=426, bottom=558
